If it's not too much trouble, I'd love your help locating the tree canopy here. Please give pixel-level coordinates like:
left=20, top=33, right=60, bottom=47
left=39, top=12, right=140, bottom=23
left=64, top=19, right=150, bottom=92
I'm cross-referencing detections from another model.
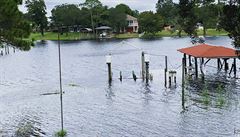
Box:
left=138, top=11, right=164, bottom=34
left=178, top=0, right=198, bottom=36
left=0, top=0, right=32, bottom=50
left=25, top=0, right=48, bottom=36
left=219, top=0, right=240, bottom=51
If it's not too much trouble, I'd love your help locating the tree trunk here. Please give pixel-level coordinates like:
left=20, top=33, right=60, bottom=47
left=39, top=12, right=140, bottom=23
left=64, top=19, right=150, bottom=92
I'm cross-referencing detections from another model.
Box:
left=41, top=25, right=44, bottom=36
left=203, top=25, right=206, bottom=37
left=90, top=10, right=95, bottom=38
left=178, top=30, right=182, bottom=37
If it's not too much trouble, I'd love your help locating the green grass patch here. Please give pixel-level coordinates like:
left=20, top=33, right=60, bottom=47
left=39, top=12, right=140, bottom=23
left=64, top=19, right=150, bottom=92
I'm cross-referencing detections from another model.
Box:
left=202, top=85, right=211, bottom=106
left=28, top=29, right=228, bottom=41
left=55, top=130, right=67, bottom=137
left=28, top=32, right=94, bottom=41
left=114, top=33, right=139, bottom=39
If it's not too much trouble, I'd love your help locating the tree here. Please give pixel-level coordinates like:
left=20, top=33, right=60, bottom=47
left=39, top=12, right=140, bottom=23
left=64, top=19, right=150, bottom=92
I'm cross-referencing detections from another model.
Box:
left=195, top=0, right=218, bottom=36
left=80, top=0, right=102, bottom=33
left=178, top=0, right=198, bottom=36
left=138, top=11, right=164, bottom=34
left=219, top=1, right=240, bottom=51
left=51, top=4, right=81, bottom=35
left=109, top=7, right=127, bottom=33
left=156, top=0, right=177, bottom=25
left=25, top=0, right=48, bottom=36
left=0, top=0, right=32, bottom=50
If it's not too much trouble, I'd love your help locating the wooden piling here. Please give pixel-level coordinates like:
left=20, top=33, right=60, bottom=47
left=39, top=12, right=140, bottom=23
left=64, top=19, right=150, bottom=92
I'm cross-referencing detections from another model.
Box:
left=141, top=52, right=145, bottom=80
left=169, top=76, right=171, bottom=88
left=217, top=59, right=220, bottom=70
left=119, top=71, right=122, bottom=82
left=234, top=58, right=237, bottom=77
left=132, top=71, right=137, bottom=81
left=224, top=59, right=229, bottom=71
left=145, top=61, right=149, bottom=83
left=182, top=58, right=185, bottom=110
left=184, top=54, right=187, bottom=75
left=164, top=56, right=168, bottom=88
left=194, top=57, right=198, bottom=79
left=189, top=55, right=192, bottom=67
left=107, top=63, right=112, bottom=82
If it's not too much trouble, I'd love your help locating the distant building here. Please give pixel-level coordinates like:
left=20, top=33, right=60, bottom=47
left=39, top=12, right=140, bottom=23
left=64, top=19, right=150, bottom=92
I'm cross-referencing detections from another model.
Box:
left=126, top=15, right=139, bottom=33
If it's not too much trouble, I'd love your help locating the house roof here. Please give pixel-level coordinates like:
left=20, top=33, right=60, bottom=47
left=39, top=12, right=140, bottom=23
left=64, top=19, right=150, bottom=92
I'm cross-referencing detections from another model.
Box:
left=177, top=44, right=238, bottom=58
left=126, top=14, right=137, bottom=21
left=95, top=26, right=112, bottom=30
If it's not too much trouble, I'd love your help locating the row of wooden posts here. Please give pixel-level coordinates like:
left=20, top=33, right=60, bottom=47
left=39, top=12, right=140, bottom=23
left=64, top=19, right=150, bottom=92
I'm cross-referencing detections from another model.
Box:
left=105, top=52, right=151, bottom=83
left=106, top=52, right=177, bottom=88
left=182, top=54, right=237, bottom=79
left=0, top=45, right=15, bottom=56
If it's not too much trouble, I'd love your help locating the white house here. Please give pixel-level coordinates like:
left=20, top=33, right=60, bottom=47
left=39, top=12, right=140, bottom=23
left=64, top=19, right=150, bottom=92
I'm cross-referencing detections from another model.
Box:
left=126, top=14, right=139, bottom=33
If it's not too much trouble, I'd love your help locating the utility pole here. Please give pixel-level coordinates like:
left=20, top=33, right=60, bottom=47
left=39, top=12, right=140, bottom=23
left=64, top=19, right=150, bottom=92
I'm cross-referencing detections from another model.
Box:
left=58, top=28, right=64, bottom=132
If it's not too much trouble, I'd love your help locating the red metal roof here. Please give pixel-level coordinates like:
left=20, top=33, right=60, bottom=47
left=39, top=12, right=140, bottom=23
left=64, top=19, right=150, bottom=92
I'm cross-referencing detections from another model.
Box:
left=178, top=44, right=238, bottom=58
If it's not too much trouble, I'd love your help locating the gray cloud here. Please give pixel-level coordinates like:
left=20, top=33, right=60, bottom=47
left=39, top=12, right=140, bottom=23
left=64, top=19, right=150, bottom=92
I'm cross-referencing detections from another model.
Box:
left=19, top=0, right=158, bottom=17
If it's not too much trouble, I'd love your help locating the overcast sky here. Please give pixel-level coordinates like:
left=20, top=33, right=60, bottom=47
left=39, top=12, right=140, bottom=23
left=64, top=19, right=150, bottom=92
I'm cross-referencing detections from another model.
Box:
left=19, top=0, right=159, bottom=17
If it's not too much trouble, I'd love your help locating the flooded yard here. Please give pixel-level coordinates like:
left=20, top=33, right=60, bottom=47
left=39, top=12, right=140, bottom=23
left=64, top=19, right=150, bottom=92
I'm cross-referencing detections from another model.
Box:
left=0, top=37, right=240, bottom=137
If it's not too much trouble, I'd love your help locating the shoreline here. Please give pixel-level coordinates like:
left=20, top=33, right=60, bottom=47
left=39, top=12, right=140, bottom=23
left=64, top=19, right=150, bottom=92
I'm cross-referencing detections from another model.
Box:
left=28, top=29, right=228, bottom=41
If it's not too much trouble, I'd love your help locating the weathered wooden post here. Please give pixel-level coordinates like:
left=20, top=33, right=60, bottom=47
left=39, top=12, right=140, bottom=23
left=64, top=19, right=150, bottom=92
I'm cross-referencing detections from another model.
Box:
left=145, top=54, right=150, bottom=83
left=182, top=58, right=185, bottom=110
left=13, top=47, right=15, bottom=53
left=234, top=58, right=237, bottom=77
left=141, top=52, right=145, bottom=80
left=165, top=56, right=168, bottom=88
left=217, top=59, right=221, bottom=70
left=189, top=55, right=192, bottom=67
left=224, top=59, right=229, bottom=71
left=169, top=76, right=172, bottom=87
left=106, top=54, right=112, bottom=82
left=0, top=50, right=3, bottom=56
left=194, top=57, right=198, bottom=79
left=184, top=54, right=187, bottom=75
left=132, top=71, right=137, bottom=81
left=119, top=71, right=122, bottom=82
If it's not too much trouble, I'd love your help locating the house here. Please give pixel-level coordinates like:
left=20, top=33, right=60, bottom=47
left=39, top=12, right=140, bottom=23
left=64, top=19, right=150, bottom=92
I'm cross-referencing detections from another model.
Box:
left=126, top=14, right=139, bottom=33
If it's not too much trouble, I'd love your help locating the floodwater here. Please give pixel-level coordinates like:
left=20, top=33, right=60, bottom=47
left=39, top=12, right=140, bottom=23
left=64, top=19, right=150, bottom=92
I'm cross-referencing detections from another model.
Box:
left=0, top=36, right=240, bottom=137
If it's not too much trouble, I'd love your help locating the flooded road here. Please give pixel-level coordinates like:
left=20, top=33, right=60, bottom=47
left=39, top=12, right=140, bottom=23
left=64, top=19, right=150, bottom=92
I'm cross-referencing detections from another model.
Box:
left=0, top=37, right=240, bottom=137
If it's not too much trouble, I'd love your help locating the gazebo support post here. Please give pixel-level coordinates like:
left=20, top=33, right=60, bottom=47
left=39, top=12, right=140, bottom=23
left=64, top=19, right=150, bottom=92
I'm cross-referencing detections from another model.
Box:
left=217, top=59, right=221, bottom=70
left=184, top=54, right=187, bottom=75
left=194, top=57, right=198, bottom=79
left=200, top=58, right=205, bottom=80
left=164, top=56, right=168, bottom=88
left=182, top=58, right=185, bottom=110
left=234, top=58, right=237, bottom=77
left=224, top=59, right=229, bottom=72
left=189, top=55, right=192, bottom=67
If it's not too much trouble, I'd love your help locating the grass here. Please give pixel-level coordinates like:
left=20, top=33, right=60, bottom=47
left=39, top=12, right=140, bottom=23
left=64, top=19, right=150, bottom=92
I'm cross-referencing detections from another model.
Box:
left=216, top=84, right=226, bottom=108
left=28, top=29, right=228, bottom=41
left=156, top=29, right=228, bottom=37
left=114, top=33, right=139, bottom=39
left=55, top=130, right=67, bottom=137
left=28, top=32, right=95, bottom=41
left=202, top=85, right=211, bottom=106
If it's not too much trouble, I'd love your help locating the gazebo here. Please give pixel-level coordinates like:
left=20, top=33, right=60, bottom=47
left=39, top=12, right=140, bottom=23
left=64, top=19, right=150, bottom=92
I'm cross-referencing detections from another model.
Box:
left=95, top=26, right=112, bottom=38
left=178, top=44, right=238, bottom=78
